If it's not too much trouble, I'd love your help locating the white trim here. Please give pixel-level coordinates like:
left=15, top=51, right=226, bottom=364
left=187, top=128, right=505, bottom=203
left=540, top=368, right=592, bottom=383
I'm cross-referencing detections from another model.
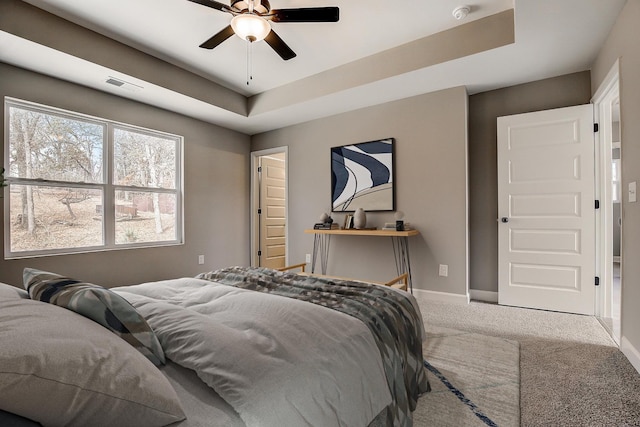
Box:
left=470, top=289, right=498, bottom=303
left=596, top=316, right=619, bottom=346
left=621, top=336, right=640, bottom=375
left=592, top=59, right=621, bottom=338
left=591, top=59, right=620, bottom=104
left=412, top=288, right=469, bottom=304
left=250, top=146, right=288, bottom=267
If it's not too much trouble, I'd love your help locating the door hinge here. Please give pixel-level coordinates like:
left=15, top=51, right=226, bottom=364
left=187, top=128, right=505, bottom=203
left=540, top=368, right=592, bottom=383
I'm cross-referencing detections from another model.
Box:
left=595, top=276, right=600, bottom=286
left=257, top=250, right=262, bottom=256
left=257, top=166, right=262, bottom=173
left=594, top=123, right=599, bottom=133
left=595, top=200, right=600, bottom=209
left=257, top=208, right=262, bottom=215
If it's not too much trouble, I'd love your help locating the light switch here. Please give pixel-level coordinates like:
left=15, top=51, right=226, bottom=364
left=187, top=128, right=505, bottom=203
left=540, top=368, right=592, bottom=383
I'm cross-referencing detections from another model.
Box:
left=630, top=181, right=637, bottom=203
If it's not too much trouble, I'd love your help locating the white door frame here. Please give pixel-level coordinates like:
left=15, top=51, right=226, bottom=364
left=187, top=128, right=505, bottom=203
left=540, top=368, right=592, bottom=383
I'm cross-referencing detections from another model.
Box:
left=592, top=59, right=621, bottom=339
left=250, top=146, right=289, bottom=267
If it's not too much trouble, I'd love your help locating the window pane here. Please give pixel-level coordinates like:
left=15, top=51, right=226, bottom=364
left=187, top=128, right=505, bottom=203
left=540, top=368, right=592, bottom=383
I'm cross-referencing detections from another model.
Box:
left=8, top=106, right=104, bottom=183
left=9, top=185, right=103, bottom=253
left=114, top=191, right=176, bottom=244
left=114, top=128, right=176, bottom=189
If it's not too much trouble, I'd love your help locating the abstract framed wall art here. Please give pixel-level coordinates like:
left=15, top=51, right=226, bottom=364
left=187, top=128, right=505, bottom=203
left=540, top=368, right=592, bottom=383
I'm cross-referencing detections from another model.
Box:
left=331, top=138, right=395, bottom=212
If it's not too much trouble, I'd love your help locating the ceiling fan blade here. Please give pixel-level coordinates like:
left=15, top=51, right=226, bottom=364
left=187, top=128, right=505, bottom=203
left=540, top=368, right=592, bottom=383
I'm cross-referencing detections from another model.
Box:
left=264, top=30, right=296, bottom=60
left=199, top=25, right=235, bottom=49
left=270, top=7, right=339, bottom=23
left=187, top=0, right=230, bottom=12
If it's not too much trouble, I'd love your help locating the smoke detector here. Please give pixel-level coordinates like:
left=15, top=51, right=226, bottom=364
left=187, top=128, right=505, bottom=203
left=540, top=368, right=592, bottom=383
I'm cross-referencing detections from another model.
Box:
left=452, top=5, right=471, bottom=20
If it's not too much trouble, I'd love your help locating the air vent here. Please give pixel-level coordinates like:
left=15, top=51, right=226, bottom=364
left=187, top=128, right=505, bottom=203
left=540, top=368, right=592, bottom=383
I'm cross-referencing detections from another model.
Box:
left=105, top=76, right=143, bottom=92
left=106, top=78, right=125, bottom=87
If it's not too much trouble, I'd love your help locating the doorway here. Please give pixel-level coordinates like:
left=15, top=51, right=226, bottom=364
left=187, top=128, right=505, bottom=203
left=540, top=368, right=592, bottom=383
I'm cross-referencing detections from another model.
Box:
left=251, top=147, right=288, bottom=268
left=496, top=63, right=623, bottom=335
left=593, top=61, right=622, bottom=344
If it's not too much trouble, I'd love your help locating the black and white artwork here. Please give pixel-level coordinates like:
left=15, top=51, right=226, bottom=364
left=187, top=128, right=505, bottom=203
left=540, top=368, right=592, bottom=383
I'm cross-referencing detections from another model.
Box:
left=331, top=138, right=395, bottom=212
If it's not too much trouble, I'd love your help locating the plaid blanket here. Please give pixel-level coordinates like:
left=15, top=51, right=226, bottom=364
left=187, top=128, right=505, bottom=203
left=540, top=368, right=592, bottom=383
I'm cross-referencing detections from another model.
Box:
left=197, top=266, right=430, bottom=427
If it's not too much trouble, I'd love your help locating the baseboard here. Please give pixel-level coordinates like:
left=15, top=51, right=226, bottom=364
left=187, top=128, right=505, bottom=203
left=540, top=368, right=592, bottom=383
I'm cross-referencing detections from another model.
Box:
left=621, top=336, right=640, bottom=375
left=412, top=288, right=469, bottom=304
left=469, top=289, right=498, bottom=303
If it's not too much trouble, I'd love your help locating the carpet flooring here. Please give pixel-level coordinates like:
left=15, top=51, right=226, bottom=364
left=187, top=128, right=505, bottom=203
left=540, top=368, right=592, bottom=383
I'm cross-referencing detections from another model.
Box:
left=412, top=297, right=640, bottom=426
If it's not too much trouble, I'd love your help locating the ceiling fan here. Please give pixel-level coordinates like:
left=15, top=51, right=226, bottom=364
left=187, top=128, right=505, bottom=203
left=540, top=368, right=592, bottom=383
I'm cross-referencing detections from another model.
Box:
left=187, top=0, right=340, bottom=60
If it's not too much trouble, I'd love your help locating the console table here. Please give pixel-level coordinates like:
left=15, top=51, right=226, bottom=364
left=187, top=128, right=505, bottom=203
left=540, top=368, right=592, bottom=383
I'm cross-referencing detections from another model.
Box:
left=304, top=228, right=420, bottom=293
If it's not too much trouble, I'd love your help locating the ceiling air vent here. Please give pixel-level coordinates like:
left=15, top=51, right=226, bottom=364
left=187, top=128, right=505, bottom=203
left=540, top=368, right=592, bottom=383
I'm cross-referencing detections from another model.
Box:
left=105, top=76, right=143, bottom=92
left=106, top=77, right=125, bottom=87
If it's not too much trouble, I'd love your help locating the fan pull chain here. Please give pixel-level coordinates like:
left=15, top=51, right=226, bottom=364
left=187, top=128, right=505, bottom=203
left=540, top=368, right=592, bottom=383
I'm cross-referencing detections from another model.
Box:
left=246, top=38, right=254, bottom=86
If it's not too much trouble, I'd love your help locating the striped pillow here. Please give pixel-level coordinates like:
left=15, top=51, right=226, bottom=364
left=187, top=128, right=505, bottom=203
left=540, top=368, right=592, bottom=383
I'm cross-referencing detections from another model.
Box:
left=23, top=268, right=165, bottom=366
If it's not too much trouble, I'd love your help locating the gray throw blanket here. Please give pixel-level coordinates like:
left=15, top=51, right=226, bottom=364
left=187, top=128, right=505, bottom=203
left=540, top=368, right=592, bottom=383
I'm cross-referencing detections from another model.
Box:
left=197, top=266, right=430, bottom=427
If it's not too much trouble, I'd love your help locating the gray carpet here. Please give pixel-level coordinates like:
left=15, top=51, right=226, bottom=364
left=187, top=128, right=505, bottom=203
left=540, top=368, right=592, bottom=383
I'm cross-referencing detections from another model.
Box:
left=413, top=297, right=640, bottom=426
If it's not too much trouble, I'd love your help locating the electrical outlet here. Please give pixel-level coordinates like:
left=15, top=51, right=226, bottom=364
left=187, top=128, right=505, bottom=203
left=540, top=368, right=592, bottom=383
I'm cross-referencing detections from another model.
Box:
left=438, top=264, right=448, bottom=277
left=305, top=253, right=311, bottom=263
left=198, top=255, right=205, bottom=265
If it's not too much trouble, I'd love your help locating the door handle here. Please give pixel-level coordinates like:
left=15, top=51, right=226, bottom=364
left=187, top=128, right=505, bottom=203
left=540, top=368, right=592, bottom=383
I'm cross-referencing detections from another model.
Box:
left=500, top=217, right=509, bottom=223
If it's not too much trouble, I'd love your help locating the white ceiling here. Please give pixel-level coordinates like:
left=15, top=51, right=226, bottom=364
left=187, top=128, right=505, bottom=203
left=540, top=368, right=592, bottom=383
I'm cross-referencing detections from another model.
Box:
left=0, top=0, right=627, bottom=135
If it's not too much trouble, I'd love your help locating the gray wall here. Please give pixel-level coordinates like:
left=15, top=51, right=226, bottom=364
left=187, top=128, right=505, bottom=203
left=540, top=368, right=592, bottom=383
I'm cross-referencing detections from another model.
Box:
left=591, top=0, right=640, bottom=363
left=0, top=62, right=251, bottom=287
left=251, top=74, right=593, bottom=298
left=252, top=87, right=470, bottom=297
left=468, top=71, right=592, bottom=292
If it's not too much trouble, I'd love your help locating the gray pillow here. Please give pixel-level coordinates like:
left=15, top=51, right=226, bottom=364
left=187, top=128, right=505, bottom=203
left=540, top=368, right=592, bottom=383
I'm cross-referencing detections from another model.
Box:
left=0, top=297, right=186, bottom=427
left=23, top=268, right=165, bottom=366
left=0, top=282, right=29, bottom=300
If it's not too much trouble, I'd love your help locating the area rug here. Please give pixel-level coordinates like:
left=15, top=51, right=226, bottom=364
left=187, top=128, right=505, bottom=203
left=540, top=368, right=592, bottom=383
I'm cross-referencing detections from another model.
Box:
left=413, top=326, right=520, bottom=426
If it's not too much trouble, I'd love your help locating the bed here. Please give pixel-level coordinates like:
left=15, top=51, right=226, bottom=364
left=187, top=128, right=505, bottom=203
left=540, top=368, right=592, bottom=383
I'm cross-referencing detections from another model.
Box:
left=0, top=266, right=429, bottom=427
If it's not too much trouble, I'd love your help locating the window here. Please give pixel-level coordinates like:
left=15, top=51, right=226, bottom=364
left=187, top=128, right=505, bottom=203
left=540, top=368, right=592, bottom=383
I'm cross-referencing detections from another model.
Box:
left=4, top=98, right=183, bottom=258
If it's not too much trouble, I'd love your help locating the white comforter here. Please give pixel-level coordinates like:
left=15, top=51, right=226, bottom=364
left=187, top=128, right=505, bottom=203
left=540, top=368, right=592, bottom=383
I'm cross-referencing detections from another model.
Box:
left=113, top=278, right=392, bottom=427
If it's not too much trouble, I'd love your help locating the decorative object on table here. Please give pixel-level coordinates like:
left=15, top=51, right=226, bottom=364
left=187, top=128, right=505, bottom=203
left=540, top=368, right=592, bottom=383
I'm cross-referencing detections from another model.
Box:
left=395, top=211, right=405, bottom=231
left=353, top=207, right=367, bottom=229
left=331, top=138, right=395, bottom=212
left=343, top=214, right=354, bottom=229
left=383, top=221, right=412, bottom=231
left=314, top=212, right=337, bottom=229
left=313, top=222, right=339, bottom=230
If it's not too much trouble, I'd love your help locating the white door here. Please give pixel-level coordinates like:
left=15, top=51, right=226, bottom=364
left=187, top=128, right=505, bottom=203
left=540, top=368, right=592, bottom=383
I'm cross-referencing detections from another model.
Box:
left=497, top=105, right=596, bottom=315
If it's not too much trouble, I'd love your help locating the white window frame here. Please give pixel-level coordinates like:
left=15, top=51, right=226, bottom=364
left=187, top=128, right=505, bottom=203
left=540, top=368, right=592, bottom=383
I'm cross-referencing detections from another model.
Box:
left=3, top=97, right=184, bottom=259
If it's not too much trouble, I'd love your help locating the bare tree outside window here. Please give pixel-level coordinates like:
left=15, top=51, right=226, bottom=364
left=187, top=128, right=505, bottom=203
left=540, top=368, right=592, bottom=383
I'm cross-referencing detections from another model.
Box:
left=113, top=127, right=177, bottom=244
left=5, top=98, right=182, bottom=258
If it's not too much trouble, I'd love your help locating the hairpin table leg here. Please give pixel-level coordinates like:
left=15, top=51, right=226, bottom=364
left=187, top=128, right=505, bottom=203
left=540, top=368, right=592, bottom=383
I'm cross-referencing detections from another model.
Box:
left=392, top=236, right=413, bottom=293
left=311, top=233, right=330, bottom=275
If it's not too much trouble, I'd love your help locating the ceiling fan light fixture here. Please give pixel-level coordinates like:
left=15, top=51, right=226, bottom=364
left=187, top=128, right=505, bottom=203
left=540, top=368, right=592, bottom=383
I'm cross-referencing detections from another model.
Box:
left=231, top=14, right=271, bottom=42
